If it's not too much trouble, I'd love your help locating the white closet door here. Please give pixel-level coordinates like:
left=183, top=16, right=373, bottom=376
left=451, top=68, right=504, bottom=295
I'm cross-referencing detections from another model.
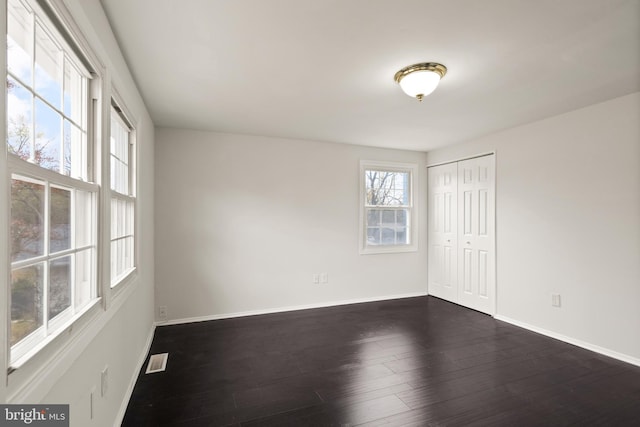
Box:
left=457, top=156, right=495, bottom=315
left=427, top=163, right=458, bottom=302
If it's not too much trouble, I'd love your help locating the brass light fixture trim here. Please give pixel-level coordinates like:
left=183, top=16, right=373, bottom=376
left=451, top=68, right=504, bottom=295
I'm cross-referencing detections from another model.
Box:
left=394, top=62, right=447, bottom=101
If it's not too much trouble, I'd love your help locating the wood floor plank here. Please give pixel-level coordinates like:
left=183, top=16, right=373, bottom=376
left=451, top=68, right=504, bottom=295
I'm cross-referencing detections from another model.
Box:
left=123, top=296, right=640, bottom=426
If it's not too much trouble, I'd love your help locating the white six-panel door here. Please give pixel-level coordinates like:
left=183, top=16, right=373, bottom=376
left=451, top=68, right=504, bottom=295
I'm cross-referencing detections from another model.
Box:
left=427, top=163, right=458, bottom=302
left=428, top=155, right=495, bottom=315
left=456, top=156, right=495, bottom=314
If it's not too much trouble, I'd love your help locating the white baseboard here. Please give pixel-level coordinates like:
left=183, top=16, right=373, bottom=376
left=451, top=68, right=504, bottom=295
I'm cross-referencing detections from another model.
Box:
left=155, top=292, right=428, bottom=327
left=115, top=324, right=156, bottom=426
left=495, top=315, right=640, bottom=367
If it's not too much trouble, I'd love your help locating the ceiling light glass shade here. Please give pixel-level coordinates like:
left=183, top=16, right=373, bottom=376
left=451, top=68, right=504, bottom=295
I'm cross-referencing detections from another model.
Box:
left=394, top=63, right=447, bottom=101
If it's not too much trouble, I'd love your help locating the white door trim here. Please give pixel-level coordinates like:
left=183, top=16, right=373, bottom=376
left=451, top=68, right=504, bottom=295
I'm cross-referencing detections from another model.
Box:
left=426, top=151, right=496, bottom=168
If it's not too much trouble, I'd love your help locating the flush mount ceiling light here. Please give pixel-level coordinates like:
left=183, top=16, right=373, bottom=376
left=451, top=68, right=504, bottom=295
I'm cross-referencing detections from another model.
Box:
left=394, top=62, right=447, bottom=101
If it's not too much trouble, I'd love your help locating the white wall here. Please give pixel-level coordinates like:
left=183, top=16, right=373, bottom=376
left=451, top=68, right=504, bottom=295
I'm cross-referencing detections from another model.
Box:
left=155, top=129, right=428, bottom=322
left=426, top=92, right=640, bottom=363
left=0, top=1, right=155, bottom=426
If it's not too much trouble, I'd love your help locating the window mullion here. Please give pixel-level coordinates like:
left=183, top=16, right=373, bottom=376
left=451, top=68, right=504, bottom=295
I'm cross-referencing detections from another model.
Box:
left=111, top=192, right=135, bottom=203
left=11, top=254, right=49, bottom=270
left=70, top=253, right=76, bottom=315
left=30, top=84, right=36, bottom=164
left=9, top=156, right=99, bottom=191
left=29, top=9, right=36, bottom=164
left=128, top=131, right=134, bottom=197
left=42, top=181, right=50, bottom=335
left=58, top=112, right=64, bottom=175
left=57, top=49, right=65, bottom=175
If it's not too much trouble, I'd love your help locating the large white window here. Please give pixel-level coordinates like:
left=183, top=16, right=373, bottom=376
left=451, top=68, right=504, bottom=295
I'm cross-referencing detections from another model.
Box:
left=360, top=161, right=417, bottom=254
left=7, top=0, right=98, bottom=363
left=110, top=104, right=135, bottom=287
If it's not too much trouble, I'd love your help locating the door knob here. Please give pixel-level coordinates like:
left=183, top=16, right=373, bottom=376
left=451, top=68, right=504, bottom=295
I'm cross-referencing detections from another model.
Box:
left=466, top=241, right=471, bottom=245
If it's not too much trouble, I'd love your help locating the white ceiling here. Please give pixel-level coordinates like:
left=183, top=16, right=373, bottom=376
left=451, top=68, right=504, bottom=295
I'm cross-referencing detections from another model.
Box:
left=100, top=0, right=640, bottom=151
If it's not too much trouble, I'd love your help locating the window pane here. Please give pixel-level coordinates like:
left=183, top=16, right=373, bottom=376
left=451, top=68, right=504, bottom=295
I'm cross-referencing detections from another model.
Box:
left=35, top=98, right=62, bottom=172
left=7, top=0, right=33, bottom=84
left=111, top=198, right=133, bottom=239
left=381, top=227, right=395, bottom=245
left=11, top=177, right=45, bottom=262
left=110, top=239, right=118, bottom=281
left=111, top=110, right=130, bottom=194
left=111, top=236, right=133, bottom=285
left=396, top=228, right=408, bottom=244
left=50, top=186, right=71, bottom=253
left=75, top=189, right=94, bottom=248
left=118, top=199, right=126, bottom=237
left=397, top=209, right=407, bottom=224
left=365, top=170, right=409, bottom=206
left=125, top=236, right=134, bottom=270
left=110, top=198, right=117, bottom=239
left=110, top=156, right=129, bottom=194
left=75, top=248, right=93, bottom=308
left=11, top=263, right=44, bottom=346
left=35, top=22, right=62, bottom=109
left=49, top=256, right=71, bottom=320
left=64, top=119, right=86, bottom=179
left=63, top=61, right=84, bottom=125
left=367, top=227, right=380, bottom=245
left=7, top=77, right=33, bottom=160
left=381, top=209, right=395, bottom=225
left=128, top=200, right=135, bottom=234
left=111, top=196, right=135, bottom=286
left=367, top=209, right=380, bottom=226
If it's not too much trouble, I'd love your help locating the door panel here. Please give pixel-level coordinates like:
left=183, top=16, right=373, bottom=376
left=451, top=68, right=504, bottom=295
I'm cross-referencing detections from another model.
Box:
left=457, top=156, right=495, bottom=314
left=462, top=248, right=472, bottom=294
left=428, top=163, right=458, bottom=302
left=479, top=250, right=488, bottom=297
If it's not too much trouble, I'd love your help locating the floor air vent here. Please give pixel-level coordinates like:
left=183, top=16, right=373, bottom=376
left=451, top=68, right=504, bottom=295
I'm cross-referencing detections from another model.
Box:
left=145, top=353, right=168, bottom=374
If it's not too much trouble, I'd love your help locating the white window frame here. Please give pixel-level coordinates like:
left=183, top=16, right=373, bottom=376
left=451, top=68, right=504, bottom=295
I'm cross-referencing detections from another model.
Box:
left=359, top=160, right=418, bottom=254
left=5, top=0, right=101, bottom=367
left=108, top=98, right=137, bottom=289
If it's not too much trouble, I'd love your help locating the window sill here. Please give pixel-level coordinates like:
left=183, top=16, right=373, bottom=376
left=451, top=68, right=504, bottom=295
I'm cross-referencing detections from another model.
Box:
left=360, top=244, right=418, bottom=255
left=111, top=267, right=138, bottom=292
left=9, top=297, right=102, bottom=371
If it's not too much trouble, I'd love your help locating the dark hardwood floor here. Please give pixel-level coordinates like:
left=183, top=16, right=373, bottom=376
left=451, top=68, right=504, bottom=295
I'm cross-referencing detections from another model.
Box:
left=122, top=296, right=640, bottom=426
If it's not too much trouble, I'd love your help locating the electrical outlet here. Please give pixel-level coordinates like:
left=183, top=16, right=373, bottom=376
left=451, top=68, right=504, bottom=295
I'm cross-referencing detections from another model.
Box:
left=320, top=273, right=328, bottom=284
left=101, top=366, right=108, bottom=397
left=158, top=306, right=167, bottom=321
left=313, top=274, right=320, bottom=284
left=552, top=294, right=561, bottom=307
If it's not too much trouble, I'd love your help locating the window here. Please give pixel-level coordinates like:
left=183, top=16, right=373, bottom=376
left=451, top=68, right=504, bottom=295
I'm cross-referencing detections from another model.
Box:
left=110, top=103, right=136, bottom=287
left=360, top=161, right=417, bottom=254
left=7, top=0, right=98, bottom=363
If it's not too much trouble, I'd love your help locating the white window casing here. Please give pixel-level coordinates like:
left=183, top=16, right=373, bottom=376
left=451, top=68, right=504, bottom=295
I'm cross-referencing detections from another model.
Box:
left=6, top=0, right=100, bottom=367
left=359, top=160, right=418, bottom=255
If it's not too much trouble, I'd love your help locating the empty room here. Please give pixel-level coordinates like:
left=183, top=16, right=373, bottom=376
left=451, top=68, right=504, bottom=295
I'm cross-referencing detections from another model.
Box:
left=1, top=0, right=639, bottom=426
